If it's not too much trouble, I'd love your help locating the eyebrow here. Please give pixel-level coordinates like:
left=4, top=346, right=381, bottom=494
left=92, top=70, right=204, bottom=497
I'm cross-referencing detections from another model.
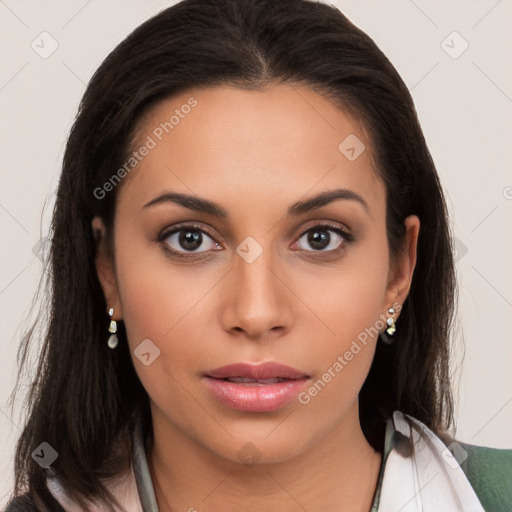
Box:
left=142, top=187, right=369, bottom=217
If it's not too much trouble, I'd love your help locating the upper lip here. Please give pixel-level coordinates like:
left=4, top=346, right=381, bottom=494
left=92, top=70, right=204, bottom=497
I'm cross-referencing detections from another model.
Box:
left=205, top=362, right=309, bottom=380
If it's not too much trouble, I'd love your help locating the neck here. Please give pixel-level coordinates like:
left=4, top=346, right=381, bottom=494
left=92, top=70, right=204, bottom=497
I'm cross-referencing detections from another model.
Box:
left=147, top=404, right=382, bottom=512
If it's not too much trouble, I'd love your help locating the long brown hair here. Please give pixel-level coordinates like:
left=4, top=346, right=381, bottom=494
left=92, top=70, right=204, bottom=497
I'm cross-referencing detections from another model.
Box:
left=8, top=0, right=457, bottom=509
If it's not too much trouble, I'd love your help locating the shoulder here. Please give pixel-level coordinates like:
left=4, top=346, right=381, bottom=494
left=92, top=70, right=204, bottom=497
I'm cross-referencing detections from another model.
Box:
left=3, top=492, right=66, bottom=512
left=391, top=412, right=512, bottom=511
left=456, top=441, right=512, bottom=512
left=3, top=494, right=39, bottom=512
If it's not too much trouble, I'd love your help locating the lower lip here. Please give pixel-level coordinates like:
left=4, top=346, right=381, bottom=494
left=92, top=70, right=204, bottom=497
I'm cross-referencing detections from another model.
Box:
left=204, top=377, right=309, bottom=412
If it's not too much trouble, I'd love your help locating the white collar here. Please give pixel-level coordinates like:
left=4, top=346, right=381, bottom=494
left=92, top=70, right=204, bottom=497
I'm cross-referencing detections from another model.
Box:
left=376, top=411, right=485, bottom=511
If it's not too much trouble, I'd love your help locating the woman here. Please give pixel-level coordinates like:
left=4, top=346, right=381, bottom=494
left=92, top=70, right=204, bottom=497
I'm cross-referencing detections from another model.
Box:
left=5, top=0, right=511, bottom=511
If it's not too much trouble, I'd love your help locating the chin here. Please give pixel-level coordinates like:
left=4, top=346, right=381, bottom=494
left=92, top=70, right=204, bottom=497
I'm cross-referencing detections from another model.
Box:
left=196, top=422, right=319, bottom=469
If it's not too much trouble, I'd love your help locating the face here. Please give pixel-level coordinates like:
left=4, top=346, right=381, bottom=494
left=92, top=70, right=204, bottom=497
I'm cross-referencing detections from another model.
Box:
left=93, top=84, right=419, bottom=465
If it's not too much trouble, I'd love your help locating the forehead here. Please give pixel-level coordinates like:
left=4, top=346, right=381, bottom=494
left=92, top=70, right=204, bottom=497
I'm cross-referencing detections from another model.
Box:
left=118, top=84, right=384, bottom=220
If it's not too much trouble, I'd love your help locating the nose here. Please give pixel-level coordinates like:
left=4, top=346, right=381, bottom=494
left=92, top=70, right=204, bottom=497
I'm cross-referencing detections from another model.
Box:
left=220, top=243, right=293, bottom=341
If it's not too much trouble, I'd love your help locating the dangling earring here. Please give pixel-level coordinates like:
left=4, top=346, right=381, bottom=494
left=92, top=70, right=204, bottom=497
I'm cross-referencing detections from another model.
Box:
left=107, top=307, right=118, bottom=349
left=381, top=306, right=397, bottom=345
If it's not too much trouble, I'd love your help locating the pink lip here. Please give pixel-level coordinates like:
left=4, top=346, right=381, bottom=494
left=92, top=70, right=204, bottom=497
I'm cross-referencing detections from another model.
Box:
left=203, top=362, right=310, bottom=412
left=206, top=362, right=308, bottom=380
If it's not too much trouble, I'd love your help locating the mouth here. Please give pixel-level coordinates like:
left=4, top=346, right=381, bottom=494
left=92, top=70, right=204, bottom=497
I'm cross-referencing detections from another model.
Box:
left=220, top=377, right=294, bottom=384
left=203, top=362, right=310, bottom=412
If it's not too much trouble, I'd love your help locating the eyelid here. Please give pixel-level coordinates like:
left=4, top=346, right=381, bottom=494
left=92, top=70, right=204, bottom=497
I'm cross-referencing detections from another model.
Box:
left=161, top=221, right=219, bottom=242
left=296, top=219, right=354, bottom=242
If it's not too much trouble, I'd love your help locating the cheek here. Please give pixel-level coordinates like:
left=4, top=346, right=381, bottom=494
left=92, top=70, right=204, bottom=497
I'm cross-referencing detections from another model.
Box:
left=115, top=265, right=210, bottom=423
left=113, top=233, right=214, bottom=394
left=296, top=234, right=390, bottom=406
left=308, top=234, right=390, bottom=343
left=113, top=218, right=208, bottom=338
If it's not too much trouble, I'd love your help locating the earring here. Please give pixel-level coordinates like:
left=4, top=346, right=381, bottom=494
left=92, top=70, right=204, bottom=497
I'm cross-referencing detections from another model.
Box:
left=380, top=306, right=397, bottom=345
left=107, top=307, right=118, bottom=349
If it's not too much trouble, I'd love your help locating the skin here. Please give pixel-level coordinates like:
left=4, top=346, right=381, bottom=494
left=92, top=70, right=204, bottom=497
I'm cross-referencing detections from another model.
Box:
left=93, top=84, right=419, bottom=512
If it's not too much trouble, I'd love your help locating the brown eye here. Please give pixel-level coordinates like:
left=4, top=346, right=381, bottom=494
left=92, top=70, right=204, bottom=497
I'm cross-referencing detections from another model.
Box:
left=294, top=222, right=353, bottom=253
left=160, top=224, right=221, bottom=256
left=297, top=228, right=343, bottom=251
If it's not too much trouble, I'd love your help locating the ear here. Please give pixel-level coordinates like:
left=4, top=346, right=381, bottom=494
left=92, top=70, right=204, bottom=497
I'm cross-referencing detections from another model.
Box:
left=92, top=216, right=123, bottom=319
left=382, top=215, right=420, bottom=318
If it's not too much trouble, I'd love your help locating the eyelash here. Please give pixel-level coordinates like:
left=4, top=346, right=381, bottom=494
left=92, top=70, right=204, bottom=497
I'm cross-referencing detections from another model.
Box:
left=157, top=221, right=355, bottom=259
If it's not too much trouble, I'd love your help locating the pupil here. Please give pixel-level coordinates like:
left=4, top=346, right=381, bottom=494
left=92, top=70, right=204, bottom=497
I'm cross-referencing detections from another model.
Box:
left=179, top=230, right=201, bottom=251
left=309, top=230, right=329, bottom=250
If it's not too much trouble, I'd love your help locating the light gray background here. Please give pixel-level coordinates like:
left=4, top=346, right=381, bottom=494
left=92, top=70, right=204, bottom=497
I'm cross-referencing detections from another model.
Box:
left=1, top=0, right=511, bottom=507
